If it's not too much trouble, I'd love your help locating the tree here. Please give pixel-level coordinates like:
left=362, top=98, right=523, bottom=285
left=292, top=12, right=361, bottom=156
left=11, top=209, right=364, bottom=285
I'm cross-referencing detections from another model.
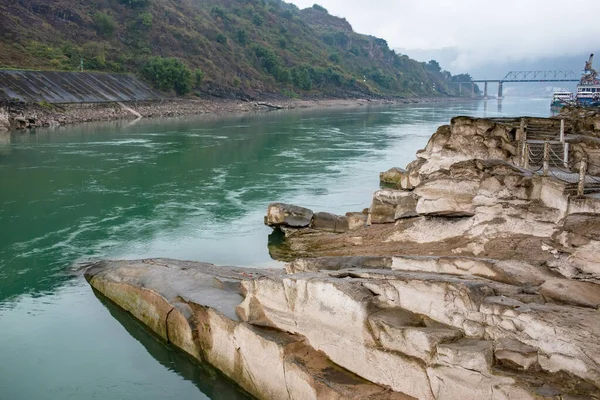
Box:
left=426, top=60, right=441, bottom=73
left=93, top=12, right=116, bottom=37
left=141, top=57, right=192, bottom=95
left=236, top=29, right=248, bottom=46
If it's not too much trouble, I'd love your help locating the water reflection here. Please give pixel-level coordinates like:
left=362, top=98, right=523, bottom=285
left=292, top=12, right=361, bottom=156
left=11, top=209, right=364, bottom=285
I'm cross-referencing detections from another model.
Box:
left=96, top=291, right=252, bottom=400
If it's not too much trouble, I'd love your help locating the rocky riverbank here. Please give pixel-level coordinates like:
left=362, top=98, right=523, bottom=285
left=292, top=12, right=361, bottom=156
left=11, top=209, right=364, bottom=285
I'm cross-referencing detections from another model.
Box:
left=85, top=112, right=600, bottom=399
left=0, top=96, right=464, bottom=131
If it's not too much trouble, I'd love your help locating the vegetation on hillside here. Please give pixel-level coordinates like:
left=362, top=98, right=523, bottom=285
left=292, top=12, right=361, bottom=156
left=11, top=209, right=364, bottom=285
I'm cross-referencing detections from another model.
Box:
left=0, top=0, right=475, bottom=98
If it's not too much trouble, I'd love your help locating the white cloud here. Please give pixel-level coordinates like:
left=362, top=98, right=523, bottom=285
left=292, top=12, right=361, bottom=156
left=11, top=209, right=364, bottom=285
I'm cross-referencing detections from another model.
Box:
left=287, top=0, right=599, bottom=71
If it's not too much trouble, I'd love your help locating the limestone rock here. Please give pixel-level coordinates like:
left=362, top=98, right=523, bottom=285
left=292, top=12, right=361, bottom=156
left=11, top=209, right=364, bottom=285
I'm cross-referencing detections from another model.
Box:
left=345, top=212, right=368, bottom=231
left=380, top=167, right=405, bottom=185
left=370, top=189, right=418, bottom=224
left=85, top=260, right=413, bottom=400
left=540, top=278, right=600, bottom=308
left=0, top=108, right=9, bottom=131
left=495, top=338, right=540, bottom=371
left=265, top=202, right=314, bottom=228
left=310, top=212, right=349, bottom=233
left=415, top=178, right=478, bottom=216
left=436, top=339, right=493, bottom=373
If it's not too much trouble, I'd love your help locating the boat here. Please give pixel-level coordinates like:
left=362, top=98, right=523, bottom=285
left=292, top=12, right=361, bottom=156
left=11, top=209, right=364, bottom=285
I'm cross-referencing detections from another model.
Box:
left=576, top=54, right=600, bottom=106
left=551, top=91, right=574, bottom=107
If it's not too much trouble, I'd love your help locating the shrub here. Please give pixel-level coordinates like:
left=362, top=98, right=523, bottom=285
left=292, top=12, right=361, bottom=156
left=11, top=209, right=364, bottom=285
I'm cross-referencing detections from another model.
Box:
left=211, top=7, right=227, bottom=20
left=216, top=33, right=227, bottom=44
left=93, top=12, right=116, bottom=37
left=281, top=10, right=293, bottom=20
left=236, top=29, right=248, bottom=46
left=252, top=13, right=264, bottom=26
left=141, top=57, right=192, bottom=95
left=137, top=12, right=153, bottom=28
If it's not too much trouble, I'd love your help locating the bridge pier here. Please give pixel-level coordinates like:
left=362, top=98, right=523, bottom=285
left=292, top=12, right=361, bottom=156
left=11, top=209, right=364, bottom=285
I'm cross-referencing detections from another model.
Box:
left=498, top=82, right=504, bottom=99
left=458, top=83, right=462, bottom=95
left=484, top=82, right=488, bottom=98
left=471, top=83, right=475, bottom=97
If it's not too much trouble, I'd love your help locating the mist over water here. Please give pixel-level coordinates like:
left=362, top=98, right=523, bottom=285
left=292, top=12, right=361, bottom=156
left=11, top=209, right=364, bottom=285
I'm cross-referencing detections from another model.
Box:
left=0, top=98, right=551, bottom=399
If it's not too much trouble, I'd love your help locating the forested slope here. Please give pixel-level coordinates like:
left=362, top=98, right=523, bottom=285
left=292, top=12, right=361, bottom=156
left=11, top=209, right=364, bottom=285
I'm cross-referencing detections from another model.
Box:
left=0, top=0, right=472, bottom=99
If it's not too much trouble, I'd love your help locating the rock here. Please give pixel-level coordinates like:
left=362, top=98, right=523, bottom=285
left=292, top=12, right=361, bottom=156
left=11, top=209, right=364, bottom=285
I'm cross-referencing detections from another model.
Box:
left=495, top=338, right=539, bottom=371
left=14, top=116, right=27, bottom=129
left=540, top=278, right=600, bottom=308
left=345, top=212, right=367, bottom=231
left=415, top=178, right=478, bottom=217
left=310, top=212, right=349, bottom=233
left=436, top=339, right=493, bottom=373
left=380, top=167, right=405, bottom=185
left=286, top=256, right=392, bottom=273
left=0, top=108, right=9, bottom=131
left=265, top=202, right=314, bottom=228
left=85, top=259, right=412, bottom=400
left=370, top=189, right=418, bottom=224
left=238, top=268, right=600, bottom=398
left=368, top=309, right=463, bottom=363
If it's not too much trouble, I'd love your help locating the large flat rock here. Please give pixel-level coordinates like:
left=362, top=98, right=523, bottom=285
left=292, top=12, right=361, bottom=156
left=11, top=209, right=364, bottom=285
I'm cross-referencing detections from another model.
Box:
left=85, top=259, right=412, bottom=400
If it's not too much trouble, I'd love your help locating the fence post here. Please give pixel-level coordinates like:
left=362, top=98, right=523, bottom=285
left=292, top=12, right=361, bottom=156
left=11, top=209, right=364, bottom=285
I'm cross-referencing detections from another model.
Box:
left=578, top=157, right=588, bottom=196
left=560, top=119, right=565, bottom=142
left=564, top=142, right=570, bottom=169
left=543, top=140, right=550, bottom=176
left=524, top=143, right=530, bottom=169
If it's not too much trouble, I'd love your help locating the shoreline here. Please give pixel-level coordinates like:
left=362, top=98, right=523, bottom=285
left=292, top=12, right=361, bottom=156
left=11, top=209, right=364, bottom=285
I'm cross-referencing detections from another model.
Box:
left=0, top=96, right=473, bottom=131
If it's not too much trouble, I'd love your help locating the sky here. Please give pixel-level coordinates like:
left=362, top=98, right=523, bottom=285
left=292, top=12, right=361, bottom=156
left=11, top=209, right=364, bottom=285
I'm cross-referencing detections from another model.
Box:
left=287, top=0, right=599, bottom=75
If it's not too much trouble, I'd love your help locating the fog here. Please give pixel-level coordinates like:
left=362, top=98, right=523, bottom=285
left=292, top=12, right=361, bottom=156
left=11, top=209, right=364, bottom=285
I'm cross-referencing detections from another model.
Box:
left=288, top=0, right=599, bottom=74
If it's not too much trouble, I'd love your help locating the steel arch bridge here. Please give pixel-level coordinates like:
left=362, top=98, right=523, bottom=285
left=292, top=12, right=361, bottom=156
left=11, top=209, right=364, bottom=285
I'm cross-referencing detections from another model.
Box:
left=456, top=70, right=580, bottom=98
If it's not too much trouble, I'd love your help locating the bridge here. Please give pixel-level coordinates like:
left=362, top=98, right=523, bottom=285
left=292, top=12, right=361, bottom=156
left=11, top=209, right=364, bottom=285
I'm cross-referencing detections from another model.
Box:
left=458, top=70, right=580, bottom=98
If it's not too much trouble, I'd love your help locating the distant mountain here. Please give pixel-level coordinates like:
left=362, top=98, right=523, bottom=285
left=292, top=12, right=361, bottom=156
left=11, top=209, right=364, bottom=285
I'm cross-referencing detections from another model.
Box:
left=396, top=47, right=593, bottom=80
left=0, top=0, right=471, bottom=99
left=396, top=47, right=597, bottom=96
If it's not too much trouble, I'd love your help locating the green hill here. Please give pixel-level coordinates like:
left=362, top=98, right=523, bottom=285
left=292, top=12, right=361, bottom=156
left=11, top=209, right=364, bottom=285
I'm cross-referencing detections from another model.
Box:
left=0, top=0, right=471, bottom=99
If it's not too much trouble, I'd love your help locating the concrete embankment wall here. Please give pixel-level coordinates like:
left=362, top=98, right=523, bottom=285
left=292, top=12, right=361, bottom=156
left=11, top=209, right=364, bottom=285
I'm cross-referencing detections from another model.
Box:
left=0, top=70, right=163, bottom=104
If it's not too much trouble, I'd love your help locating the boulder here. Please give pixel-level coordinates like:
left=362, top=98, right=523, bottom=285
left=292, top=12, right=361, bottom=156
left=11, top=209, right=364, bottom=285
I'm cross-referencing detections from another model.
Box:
left=370, top=189, right=418, bottom=224
left=380, top=167, right=405, bottom=185
left=0, top=108, right=9, bottom=131
left=345, top=212, right=368, bottom=231
left=310, top=212, right=349, bottom=233
left=265, top=202, right=314, bottom=228
left=14, top=116, right=27, bottom=129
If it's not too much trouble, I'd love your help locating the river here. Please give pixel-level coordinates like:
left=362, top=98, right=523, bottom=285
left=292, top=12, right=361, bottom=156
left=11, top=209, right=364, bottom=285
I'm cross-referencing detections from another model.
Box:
left=0, top=98, right=552, bottom=399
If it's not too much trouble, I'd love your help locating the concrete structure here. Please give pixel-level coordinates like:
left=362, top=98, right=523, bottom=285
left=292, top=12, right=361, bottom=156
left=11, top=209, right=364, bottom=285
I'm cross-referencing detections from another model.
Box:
left=0, top=70, right=162, bottom=103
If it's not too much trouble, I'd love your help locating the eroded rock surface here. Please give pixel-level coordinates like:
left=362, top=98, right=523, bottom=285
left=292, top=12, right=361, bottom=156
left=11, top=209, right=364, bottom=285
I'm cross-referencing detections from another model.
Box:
left=85, top=259, right=413, bottom=400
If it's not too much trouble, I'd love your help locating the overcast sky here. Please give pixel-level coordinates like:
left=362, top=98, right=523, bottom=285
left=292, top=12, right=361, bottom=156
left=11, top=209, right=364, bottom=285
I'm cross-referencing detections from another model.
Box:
left=288, top=0, right=599, bottom=73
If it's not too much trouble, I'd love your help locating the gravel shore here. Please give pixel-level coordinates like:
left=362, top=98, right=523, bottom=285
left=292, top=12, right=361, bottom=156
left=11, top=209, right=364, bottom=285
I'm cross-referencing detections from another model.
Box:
left=0, top=96, right=470, bottom=130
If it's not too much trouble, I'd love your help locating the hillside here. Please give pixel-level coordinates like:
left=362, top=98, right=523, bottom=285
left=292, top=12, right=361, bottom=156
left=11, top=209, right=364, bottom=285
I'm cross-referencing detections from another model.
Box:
left=0, top=0, right=470, bottom=99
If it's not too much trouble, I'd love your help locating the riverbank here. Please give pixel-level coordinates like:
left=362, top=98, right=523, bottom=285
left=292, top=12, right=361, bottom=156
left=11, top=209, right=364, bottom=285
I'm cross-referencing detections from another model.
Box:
left=0, top=96, right=468, bottom=131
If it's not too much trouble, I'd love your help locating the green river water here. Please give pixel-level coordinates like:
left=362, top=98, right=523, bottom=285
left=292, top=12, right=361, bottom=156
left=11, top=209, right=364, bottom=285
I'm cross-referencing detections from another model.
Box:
left=0, top=99, right=552, bottom=399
